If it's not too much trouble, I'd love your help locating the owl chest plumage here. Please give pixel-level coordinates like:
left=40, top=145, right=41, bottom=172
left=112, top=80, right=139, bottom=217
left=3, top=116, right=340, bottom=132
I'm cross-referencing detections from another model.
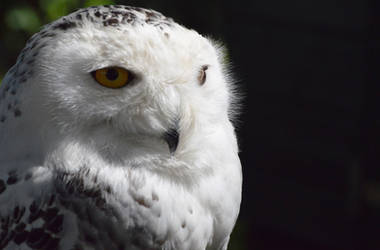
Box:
left=55, top=164, right=215, bottom=250
left=0, top=154, right=224, bottom=250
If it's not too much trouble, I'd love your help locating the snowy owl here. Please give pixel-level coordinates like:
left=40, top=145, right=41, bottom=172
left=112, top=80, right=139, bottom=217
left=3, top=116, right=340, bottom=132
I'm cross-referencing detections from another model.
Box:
left=0, top=5, right=242, bottom=250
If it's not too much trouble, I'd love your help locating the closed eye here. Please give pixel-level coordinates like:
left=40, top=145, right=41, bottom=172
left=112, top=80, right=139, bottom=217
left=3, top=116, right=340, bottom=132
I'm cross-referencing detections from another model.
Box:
left=198, top=65, right=209, bottom=86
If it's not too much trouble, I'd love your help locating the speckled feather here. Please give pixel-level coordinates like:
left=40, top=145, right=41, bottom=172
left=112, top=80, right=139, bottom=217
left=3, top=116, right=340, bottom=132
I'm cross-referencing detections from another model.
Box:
left=0, top=5, right=242, bottom=250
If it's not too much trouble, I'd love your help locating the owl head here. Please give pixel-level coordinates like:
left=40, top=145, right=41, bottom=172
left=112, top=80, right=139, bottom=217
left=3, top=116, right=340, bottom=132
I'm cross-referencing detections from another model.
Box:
left=0, top=5, right=237, bottom=163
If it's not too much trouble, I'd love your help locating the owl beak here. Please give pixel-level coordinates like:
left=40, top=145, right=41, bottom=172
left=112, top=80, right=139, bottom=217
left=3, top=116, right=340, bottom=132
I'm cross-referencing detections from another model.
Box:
left=163, top=127, right=179, bottom=154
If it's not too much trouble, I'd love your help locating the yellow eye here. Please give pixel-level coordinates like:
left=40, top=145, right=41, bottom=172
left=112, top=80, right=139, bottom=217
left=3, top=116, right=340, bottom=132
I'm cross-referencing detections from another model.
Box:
left=92, top=67, right=133, bottom=88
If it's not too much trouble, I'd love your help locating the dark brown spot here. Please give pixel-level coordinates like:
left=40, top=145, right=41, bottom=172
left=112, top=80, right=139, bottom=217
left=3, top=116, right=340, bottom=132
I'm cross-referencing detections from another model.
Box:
left=45, top=214, right=63, bottom=233
left=29, top=201, right=38, bottom=213
left=94, top=11, right=101, bottom=17
left=14, top=109, right=21, bottom=117
left=28, top=202, right=42, bottom=223
left=6, top=175, right=18, bottom=185
left=103, top=18, right=119, bottom=26
left=28, top=210, right=42, bottom=224
left=76, top=14, right=82, bottom=20
left=122, top=13, right=136, bottom=24
left=13, top=230, right=27, bottom=245
left=54, top=21, right=76, bottom=30
left=43, top=237, right=59, bottom=249
left=135, top=197, right=151, bottom=208
left=0, top=179, right=6, bottom=194
left=42, top=207, right=59, bottom=222
left=146, top=11, right=159, bottom=19
left=130, top=6, right=143, bottom=12
left=15, top=222, right=26, bottom=232
left=26, top=228, right=50, bottom=249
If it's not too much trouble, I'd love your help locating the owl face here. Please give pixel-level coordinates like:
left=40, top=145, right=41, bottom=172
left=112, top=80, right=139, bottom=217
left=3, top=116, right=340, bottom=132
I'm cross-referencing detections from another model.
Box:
left=25, top=7, right=230, bottom=148
left=0, top=6, right=233, bottom=161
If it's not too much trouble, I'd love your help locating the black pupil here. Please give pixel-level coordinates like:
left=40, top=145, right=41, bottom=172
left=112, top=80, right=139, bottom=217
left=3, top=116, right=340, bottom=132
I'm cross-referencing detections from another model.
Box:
left=106, top=68, right=119, bottom=81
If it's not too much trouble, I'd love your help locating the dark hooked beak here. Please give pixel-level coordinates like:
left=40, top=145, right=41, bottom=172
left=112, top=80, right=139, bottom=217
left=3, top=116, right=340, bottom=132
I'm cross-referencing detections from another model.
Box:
left=163, top=127, right=179, bottom=154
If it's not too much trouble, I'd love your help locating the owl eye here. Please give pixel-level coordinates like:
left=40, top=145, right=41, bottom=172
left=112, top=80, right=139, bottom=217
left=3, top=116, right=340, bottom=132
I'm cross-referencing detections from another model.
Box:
left=198, top=65, right=209, bottom=86
left=91, top=67, right=133, bottom=88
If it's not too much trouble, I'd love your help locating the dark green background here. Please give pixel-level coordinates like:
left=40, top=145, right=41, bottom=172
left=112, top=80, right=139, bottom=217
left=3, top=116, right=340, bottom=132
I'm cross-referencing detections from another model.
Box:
left=1, top=0, right=379, bottom=249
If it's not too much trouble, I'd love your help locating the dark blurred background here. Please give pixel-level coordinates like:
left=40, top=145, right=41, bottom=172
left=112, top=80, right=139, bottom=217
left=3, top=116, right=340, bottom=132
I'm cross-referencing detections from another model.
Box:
left=1, top=0, right=379, bottom=249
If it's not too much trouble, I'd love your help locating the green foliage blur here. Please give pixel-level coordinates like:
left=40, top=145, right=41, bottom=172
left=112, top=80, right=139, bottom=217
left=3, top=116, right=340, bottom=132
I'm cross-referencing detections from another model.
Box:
left=0, top=1, right=244, bottom=249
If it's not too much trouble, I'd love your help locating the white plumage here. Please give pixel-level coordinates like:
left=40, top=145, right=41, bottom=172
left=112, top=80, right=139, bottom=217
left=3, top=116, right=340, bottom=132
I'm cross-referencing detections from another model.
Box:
left=0, top=5, right=242, bottom=250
